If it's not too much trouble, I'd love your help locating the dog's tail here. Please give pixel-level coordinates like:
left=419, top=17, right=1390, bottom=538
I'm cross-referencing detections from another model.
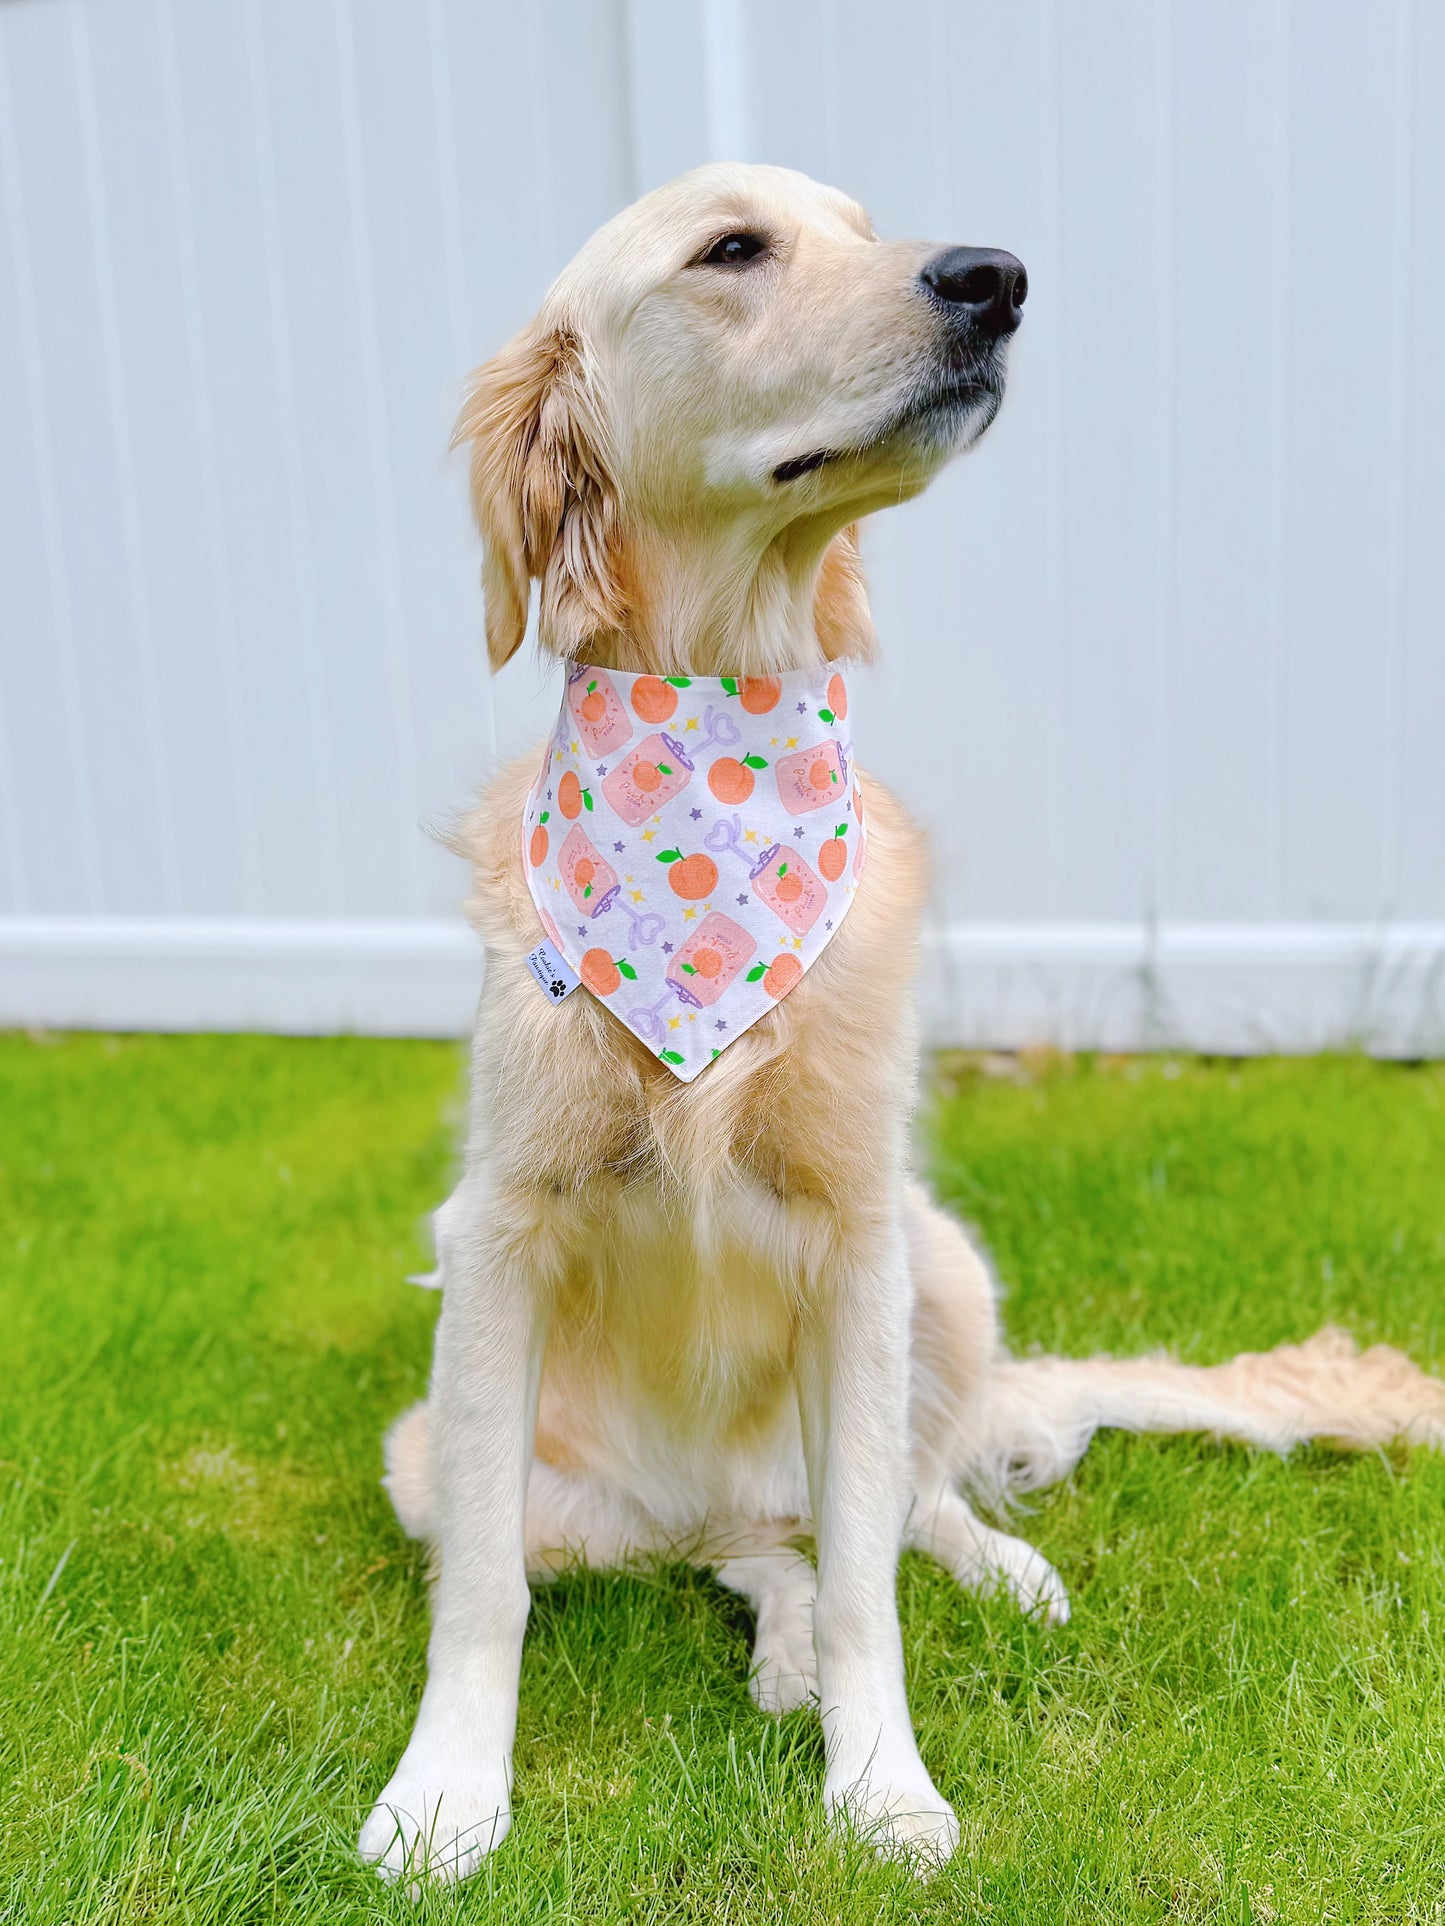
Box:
left=963, top=1326, right=1445, bottom=1506
left=382, top=1401, right=436, bottom=1540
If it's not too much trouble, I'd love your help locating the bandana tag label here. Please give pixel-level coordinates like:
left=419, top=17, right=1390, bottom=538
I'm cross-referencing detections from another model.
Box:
left=524, top=939, right=580, bottom=1005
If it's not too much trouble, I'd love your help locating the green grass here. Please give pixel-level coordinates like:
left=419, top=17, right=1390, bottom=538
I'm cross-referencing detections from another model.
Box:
left=2, top=1037, right=1443, bottom=1924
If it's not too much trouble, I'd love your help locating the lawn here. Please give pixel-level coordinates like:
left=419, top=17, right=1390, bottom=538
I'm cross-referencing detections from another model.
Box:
left=1, top=1035, right=1443, bottom=1924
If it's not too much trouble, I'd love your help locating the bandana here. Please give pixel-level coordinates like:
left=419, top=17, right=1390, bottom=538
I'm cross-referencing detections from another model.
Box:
left=522, top=663, right=866, bottom=1080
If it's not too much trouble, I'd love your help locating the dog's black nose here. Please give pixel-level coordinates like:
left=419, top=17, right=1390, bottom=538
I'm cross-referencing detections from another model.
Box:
left=919, top=247, right=1027, bottom=338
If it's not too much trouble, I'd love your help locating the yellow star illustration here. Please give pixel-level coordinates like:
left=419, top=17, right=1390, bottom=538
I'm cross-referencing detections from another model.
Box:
left=792, top=936, right=803, bottom=950
left=684, top=716, right=699, bottom=731
left=785, top=735, right=799, bottom=749
left=667, top=1014, right=681, bottom=1030
left=641, top=829, right=656, bottom=843
left=683, top=906, right=697, bottom=921
left=629, top=889, right=645, bottom=904
left=569, top=739, right=580, bottom=754
left=743, top=828, right=758, bottom=844
left=687, top=1011, right=696, bottom=1022
left=769, top=736, right=779, bottom=748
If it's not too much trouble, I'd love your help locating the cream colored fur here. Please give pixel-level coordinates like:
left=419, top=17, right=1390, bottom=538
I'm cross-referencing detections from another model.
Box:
left=359, top=165, right=1445, bottom=1888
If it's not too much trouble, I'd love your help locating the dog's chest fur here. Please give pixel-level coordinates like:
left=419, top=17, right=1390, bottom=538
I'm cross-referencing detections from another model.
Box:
left=454, top=751, right=932, bottom=1513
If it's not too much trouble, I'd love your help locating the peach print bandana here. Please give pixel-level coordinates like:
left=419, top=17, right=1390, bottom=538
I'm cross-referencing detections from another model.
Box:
left=523, top=664, right=866, bottom=1081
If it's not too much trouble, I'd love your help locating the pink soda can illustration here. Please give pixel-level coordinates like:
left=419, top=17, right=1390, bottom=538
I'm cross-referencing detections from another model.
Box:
left=666, top=912, right=756, bottom=1009
left=601, top=732, right=695, bottom=826
left=559, top=823, right=621, bottom=917
left=566, top=667, right=633, bottom=757
left=750, top=844, right=826, bottom=936
left=774, top=738, right=848, bottom=815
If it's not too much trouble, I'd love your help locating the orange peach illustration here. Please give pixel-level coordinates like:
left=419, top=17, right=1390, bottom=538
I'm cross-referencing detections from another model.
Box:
left=658, top=849, right=718, bottom=899
left=708, top=753, right=767, bottom=803
left=818, top=826, right=848, bottom=880
left=558, top=771, right=588, bottom=818
left=825, top=672, right=848, bottom=721
left=739, top=675, right=781, bottom=714
left=631, top=676, right=678, bottom=723
left=763, top=954, right=802, bottom=999
left=580, top=949, right=621, bottom=995
left=529, top=816, right=549, bottom=867
left=579, top=687, right=606, bottom=722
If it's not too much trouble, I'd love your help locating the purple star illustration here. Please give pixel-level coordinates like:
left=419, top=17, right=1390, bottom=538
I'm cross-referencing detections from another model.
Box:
left=825, top=918, right=833, bottom=930
left=576, top=925, right=586, bottom=937
left=689, top=806, right=703, bottom=821
left=596, top=764, right=608, bottom=777
left=796, top=700, right=807, bottom=714
left=661, top=940, right=673, bottom=954
left=793, top=825, right=805, bottom=838
left=613, top=840, right=625, bottom=853
left=736, top=893, right=748, bottom=907
left=546, top=787, right=553, bottom=801
left=715, top=1019, right=727, bottom=1031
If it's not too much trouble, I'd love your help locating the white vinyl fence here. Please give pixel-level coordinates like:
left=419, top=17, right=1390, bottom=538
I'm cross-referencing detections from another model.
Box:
left=2, top=0, right=1442, bottom=1052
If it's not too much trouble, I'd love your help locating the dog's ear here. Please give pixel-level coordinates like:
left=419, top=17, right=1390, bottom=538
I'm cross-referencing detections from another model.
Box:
left=813, top=524, right=877, bottom=663
left=454, top=324, right=625, bottom=671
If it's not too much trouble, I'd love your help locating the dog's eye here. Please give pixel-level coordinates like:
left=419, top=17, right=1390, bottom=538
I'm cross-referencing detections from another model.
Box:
left=695, top=232, right=769, bottom=268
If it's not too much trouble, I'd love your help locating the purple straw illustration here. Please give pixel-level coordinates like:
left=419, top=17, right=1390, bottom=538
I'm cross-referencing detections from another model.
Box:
left=628, top=984, right=684, bottom=1045
left=612, top=898, right=665, bottom=947
left=704, top=813, right=780, bottom=883
left=690, top=704, right=741, bottom=755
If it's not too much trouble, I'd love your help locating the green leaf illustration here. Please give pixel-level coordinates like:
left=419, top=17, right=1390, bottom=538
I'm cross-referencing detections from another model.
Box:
left=657, top=849, right=682, bottom=863
left=710, top=1048, right=721, bottom=1060
left=539, top=811, right=549, bottom=824
left=746, top=963, right=768, bottom=982
left=830, top=770, right=839, bottom=782
left=835, top=823, right=848, bottom=838
left=743, top=754, right=768, bottom=770
left=587, top=680, right=597, bottom=693
left=582, top=789, right=593, bottom=811
left=720, top=676, right=739, bottom=697
left=666, top=676, right=692, bottom=688
left=777, top=862, right=788, bottom=877
left=583, top=884, right=592, bottom=898
left=681, top=962, right=697, bottom=974
left=657, top=763, right=673, bottom=775
left=818, top=707, right=835, bottom=724
left=617, top=959, right=637, bottom=981
left=659, top=1049, right=685, bottom=1065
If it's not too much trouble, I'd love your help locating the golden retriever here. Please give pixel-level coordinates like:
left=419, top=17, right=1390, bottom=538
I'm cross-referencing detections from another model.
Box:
left=359, top=164, right=1445, bottom=1884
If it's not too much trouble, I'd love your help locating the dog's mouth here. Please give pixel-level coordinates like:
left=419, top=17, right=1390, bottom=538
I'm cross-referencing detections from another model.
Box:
left=769, top=356, right=1008, bottom=488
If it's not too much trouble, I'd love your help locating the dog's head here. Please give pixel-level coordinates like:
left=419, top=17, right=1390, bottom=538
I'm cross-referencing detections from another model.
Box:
left=457, top=163, right=1025, bottom=671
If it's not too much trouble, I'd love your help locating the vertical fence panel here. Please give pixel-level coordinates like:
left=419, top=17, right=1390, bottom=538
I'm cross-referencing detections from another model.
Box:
left=1280, top=1, right=1403, bottom=921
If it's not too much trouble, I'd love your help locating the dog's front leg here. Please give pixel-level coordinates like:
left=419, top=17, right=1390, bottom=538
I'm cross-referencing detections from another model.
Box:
left=797, top=1217, right=959, bottom=1868
left=360, top=1185, right=549, bottom=1885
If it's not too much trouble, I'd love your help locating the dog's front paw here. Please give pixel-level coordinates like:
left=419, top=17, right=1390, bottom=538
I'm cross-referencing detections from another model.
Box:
left=359, top=1755, right=511, bottom=1887
left=825, top=1765, right=959, bottom=1871
left=749, top=1632, right=819, bottom=1714
left=989, top=1532, right=1070, bottom=1625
